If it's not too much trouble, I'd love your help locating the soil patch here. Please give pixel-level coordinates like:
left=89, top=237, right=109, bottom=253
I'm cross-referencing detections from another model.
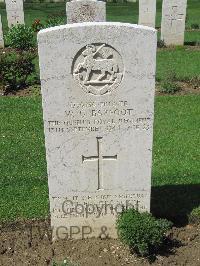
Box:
left=156, top=81, right=200, bottom=96
left=158, top=45, right=200, bottom=51
left=0, top=84, right=41, bottom=97
left=0, top=219, right=199, bottom=266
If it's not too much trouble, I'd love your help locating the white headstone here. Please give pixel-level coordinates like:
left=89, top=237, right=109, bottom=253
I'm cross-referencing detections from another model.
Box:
left=5, top=0, right=24, bottom=28
left=161, top=0, right=187, bottom=46
left=38, top=22, right=157, bottom=240
left=0, top=15, right=4, bottom=48
left=66, top=0, right=106, bottom=24
left=139, top=0, right=156, bottom=28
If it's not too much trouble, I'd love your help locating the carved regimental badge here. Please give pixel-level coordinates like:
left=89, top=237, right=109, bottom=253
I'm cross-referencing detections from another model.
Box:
left=72, top=43, right=124, bottom=95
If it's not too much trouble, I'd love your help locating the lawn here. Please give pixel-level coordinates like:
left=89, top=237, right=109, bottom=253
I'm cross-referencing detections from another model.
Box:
left=0, top=0, right=199, bottom=223
left=0, top=95, right=199, bottom=222
left=157, top=47, right=200, bottom=82
left=0, top=0, right=200, bottom=42
left=32, top=46, right=200, bottom=84
left=1, top=0, right=200, bottom=85
left=0, top=97, right=49, bottom=221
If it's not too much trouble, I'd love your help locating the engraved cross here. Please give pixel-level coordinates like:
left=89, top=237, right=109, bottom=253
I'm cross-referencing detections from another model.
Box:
left=82, top=137, right=117, bottom=190
left=12, top=13, right=20, bottom=23
left=165, top=6, right=184, bottom=26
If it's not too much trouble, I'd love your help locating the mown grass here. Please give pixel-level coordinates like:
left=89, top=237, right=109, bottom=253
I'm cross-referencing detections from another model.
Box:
left=0, top=97, right=48, bottom=220
left=157, top=47, right=200, bottom=82
left=1, top=1, right=199, bottom=85
left=0, top=1, right=199, bottom=86
left=153, top=96, right=200, bottom=186
left=32, top=46, right=200, bottom=84
left=0, top=95, right=199, bottom=222
left=0, top=0, right=199, bottom=223
left=0, top=0, right=200, bottom=42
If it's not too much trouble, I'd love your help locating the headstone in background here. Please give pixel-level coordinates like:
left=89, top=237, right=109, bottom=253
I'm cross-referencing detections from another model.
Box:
left=0, top=15, right=4, bottom=48
left=52, top=0, right=65, bottom=2
left=139, top=0, right=156, bottom=28
left=38, top=22, right=157, bottom=240
left=5, top=0, right=24, bottom=28
left=161, top=0, right=187, bottom=46
left=66, top=0, right=106, bottom=24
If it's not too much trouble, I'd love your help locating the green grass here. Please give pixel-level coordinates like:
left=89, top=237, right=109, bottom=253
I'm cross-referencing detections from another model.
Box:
left=157, top=47, right=200, bottom=81
left=31, top=46, right=200, bottom=86
left=0, top=0, right=200, bottom=84
left=0, top=1, right=199, bottom=223
left=1, top=1, right=199, bottom=85
left=0, top=97, right=48, bottom=221
left=152, top=96, right=200, bottom=221
left=153, top=96, right=200, bottom=186
left=0, top=0, right=200, bottom=42
left=0, top=95, right=199, bottom=222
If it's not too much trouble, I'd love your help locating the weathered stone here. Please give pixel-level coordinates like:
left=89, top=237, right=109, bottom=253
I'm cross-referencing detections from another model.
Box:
left=38, top=22, right=157, bottom=240
left=66, top=0, right=106, bottom=24
left=0, top=15, right=4, bottom=48
left=161, top=0, right=187, bottom=46
left=139, top=0, right=156, bottom=28
left=5, top=0, right=24, bottom=28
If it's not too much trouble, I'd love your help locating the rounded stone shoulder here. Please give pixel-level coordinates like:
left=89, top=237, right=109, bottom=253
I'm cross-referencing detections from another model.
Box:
left=38, top=22, right=157, bottom=38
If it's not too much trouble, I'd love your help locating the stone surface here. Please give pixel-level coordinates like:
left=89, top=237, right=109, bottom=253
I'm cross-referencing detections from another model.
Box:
left=38, top=22, right=157, bottom=240
left=66, top=0, right=106, bottom=24
left=0, top=15, right=4, bottom=48
left=5, top=0, right=24, bottom=28
left=161, top=0, right=187, bottom=46
left=139, top=0, right=156, bottom=28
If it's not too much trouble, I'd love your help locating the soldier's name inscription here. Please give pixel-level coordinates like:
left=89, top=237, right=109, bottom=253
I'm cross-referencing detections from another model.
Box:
left=47, top=100, right=152, bottom=134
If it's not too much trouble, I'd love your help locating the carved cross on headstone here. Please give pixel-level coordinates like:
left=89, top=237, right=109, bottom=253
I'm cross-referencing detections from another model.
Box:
left=165, top=6, right=184, bottom=26
left=5, top=0, right=24, bottom=28
left=66, top=0, right=106, bottom=24
left=82, top=137, right=117, bottom=190
left=12, top=12, right=20, bottom=24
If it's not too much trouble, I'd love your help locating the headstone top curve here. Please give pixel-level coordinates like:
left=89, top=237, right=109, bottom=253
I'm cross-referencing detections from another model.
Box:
left=38, top=22, right=157, bottom=37
left=38, top=16, right=157, bottom=240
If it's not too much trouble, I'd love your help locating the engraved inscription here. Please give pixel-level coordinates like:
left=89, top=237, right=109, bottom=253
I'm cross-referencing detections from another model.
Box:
left=11, top=12, right=20, bottom=24
left=5, top=0, right=24, bottom=27
left=51, top=192, right=149, bottom=219
left=82, top=137, right=117, bottom=190
left=71, top=5, right=96, bottom=23
left=47, top=100, right=152, bottom=134
left=72, top=43, right=124, bottom=95
left=165, top=6, right=184, bottom=26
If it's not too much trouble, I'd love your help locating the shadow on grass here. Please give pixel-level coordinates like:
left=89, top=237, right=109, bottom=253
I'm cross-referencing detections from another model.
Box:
left=184, top=41, right=200, bottom=46
left=151, top=184, right=200, bottom=226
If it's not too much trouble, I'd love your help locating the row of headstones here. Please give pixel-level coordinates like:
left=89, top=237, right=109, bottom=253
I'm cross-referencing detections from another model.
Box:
left=0, top=0, right=187, bottom=49
left=0, top=0, right=25, bottom=48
